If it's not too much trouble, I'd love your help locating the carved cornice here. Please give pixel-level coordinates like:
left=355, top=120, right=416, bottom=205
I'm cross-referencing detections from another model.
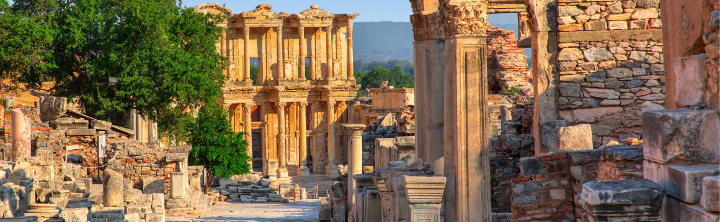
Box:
left=400, top=175, right=446, bottom=204
left=410, top=13, right=444, bottom=41
left=441, top=2, right=487, bottom=37
left=298, top=4, right=335, bottom=20
left=240, top=4, right=282, bottom=20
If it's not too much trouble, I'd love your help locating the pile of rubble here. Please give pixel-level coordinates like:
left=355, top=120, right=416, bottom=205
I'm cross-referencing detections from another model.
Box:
left=221, top=179, right=289, bottom=203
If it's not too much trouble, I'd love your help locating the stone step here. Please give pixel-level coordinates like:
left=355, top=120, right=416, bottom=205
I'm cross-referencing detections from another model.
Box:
left=645, top=163, right=720, bottom=204
left=642, top=110, right=720, bottom=164
left=701, top=175, right=720, bottom=212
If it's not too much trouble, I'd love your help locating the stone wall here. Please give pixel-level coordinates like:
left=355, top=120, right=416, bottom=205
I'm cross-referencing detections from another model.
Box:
left=511, top=143, right=644, bottom=221
left=555, top=0, right=665, bottom=145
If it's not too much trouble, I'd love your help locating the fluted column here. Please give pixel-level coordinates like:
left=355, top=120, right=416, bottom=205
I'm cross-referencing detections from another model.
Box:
left=326, top=27, right=334, bottom=80
left=325, top=99, right=338, bottom=176
left=277, top=26, right=284, bottom=80
left=276, top=102, right=288, bottom=178
left=243, top=103, right=253, bottom=170
left=244, top=26, right=251, bottom=84
left=299, top=26, right=306, bottom=80
left=347, top=24, right=354, bottom=80
left=298, top=102, right=309, bottom=176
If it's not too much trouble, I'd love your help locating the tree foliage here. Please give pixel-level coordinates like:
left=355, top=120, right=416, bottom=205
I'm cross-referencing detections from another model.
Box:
left=354, top=59, right=414, bottom=75
left=188, top=103, right=250, bottom=190
left=355, top=65, right=414, bottom=90
left=0, top=0, right=227, bottom=134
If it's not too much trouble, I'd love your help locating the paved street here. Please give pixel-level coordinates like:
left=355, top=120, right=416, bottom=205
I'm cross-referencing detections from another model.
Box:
left=166, top=199, right=320, bottom=222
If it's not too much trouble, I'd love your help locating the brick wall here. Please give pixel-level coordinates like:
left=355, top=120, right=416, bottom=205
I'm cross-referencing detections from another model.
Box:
left=511, top=144, right=643, bottom=221
left=487, top=24, right=532, bottom=95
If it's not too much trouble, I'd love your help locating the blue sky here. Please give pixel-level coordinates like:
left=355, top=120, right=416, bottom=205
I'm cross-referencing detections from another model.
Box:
left=181, top=0, right=518, bottom=24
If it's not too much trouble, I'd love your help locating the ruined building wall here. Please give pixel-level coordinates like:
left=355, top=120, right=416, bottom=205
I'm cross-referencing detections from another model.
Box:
left=554, top=0, right=664, bottom=145
left=486, top=25, right=532, bottom=95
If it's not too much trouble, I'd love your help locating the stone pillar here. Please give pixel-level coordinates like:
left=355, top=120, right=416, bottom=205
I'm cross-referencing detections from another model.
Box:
left=298, top=102, right=310, bottom=176
left=9, top=109, right=30, bottom=161
left=170, top=172, right=186, bottom=199
left=103, top=169, right=124, bottom=207
left=344, top=124, right=366, bottom=217
left=244, top=103, right=253, bottom=170
left=347, top=24, right=354, bottom=80
left=244, top=26, right=251, bottom=84
left=413, top=39, right=445, bottom=176
left=299, top=26, right=306, bottom=80
left=277, top=26, right=284, bottom=80
left=348, top=101, right=356, bottom=124
left=400, top=175, right=446, bottom=222
left=527, top=0, right=559, bottom=155
left=326, top=27, right=334, bottom=80
left=440, top=2, right=491, bottom=221
left=276, top=102, right=288, bottom=178
left=326, top=100, right=338, bottom=176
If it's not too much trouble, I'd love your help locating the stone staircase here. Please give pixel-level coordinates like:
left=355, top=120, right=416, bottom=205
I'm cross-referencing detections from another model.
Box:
left=290, top=174, right=336, bottom=199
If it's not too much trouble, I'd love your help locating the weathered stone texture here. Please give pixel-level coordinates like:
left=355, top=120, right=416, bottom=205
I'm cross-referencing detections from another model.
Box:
left=642, top=109, right=720, bottom=164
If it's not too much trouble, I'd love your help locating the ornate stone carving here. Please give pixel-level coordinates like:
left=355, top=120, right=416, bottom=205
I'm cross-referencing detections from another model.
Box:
left=241, top=4, right=281, bottom=20
left=195, top=3, right=232, bottom=16
left=410, top=13, right=444, bottom=41
left=299, top=5, right=335, bottom=19
left=441, top=2, right=487, bottom=37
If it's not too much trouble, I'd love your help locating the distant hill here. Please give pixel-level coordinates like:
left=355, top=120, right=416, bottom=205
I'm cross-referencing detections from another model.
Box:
left=353, top=22, right=530, bottom=63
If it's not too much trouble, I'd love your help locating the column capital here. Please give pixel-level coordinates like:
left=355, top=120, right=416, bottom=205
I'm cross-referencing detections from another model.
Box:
left=243, top=102, right=252, bottom=110
left=299, top=101, right=308, bottom=109
left=327, top=99, right=336, bottom=106
left=275, top=101, right=286, bottom=109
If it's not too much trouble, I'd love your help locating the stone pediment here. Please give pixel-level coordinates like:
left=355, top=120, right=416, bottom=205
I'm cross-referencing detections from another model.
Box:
left=240, top=4, right=282, bottom=20
left=299, top=4, right=335, bottom=19
left=195, top=3, right=231, bottom=16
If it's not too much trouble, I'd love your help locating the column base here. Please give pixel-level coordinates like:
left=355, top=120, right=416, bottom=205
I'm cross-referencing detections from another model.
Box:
left=298, top=166, right=311, bottom=176
left=276, top=168, right=289, bottom=178
left=326, top=164, right=340, bottom=177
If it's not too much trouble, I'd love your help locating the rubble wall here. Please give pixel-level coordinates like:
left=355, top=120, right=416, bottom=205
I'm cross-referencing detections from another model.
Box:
left=511, top=144, right=643, bottom=221
left=486, top=25, right=532, bottom=95
left=554, top=0, right=664, bottom=145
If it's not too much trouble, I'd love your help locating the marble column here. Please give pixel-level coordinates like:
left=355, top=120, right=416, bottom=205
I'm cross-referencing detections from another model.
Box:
left=344, top=124, right=365, bottom=217
left=276, top=102, right=288, bottom=178
left=299, top=26, right=306, bottom=80
left=326, top=27, right=334, bottom=80
left=9, top=109, right=30, bottom=161
left=244, top=26, right=251, bottom=84
left=298, top=102, right=310, bottom=176
left=347, top=24, right=354, bottom=80
left=277, top=26, right=284, bottom=80
left=325, top=100, right=338, bottom=176
left=244, top=103, right=254, bottom=170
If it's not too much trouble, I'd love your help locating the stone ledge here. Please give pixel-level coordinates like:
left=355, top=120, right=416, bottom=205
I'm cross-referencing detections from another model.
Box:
left=558, top=29, right=663, bottom=42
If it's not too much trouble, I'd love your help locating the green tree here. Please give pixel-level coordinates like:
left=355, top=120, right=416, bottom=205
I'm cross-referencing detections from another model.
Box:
left=0, top=0, right=227, bottom=139
left=188, top=103, right=251, bottom=192
left=356, top=65, right=414, bottom=90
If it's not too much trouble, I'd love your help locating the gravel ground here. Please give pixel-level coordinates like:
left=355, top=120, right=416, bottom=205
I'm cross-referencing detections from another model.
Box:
left=166, top=199, right=320, bottom=222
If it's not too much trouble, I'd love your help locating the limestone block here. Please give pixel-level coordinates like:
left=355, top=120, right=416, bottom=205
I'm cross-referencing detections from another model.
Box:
left=93, top=208, right=125, bottom=221
left=170, top=172, right=186, bottom=199
left=632, top=8, right=659, bottom=19
left=538, top=120, right=568, bottom=155
left=580, top=179, right=664, bottom=215
left=59, top=207, right=89, bottom=222
left=90, top=119, right=111, bottom=131
left=103, top=169, right=124, bottom=207
left=568, top=148, right=603, bottom=165
left=584, top=88, right=620, bottom=99
left=664, top=196, right=719, bottom=222
left=66, top=129, right=96, bottom=136
left=556, top=124, right=593, bottom=152
left=663, top=165, right=720, bottom=203
left=558, top=48, right=583, bottom=61
left=125, top=213, right=140, bottom=222
left=583, top=48, right=614, bottom=62
left=674, top=54, right=708, bottom=107
left=38, top=95, right=67, bottom=121
left=142, top=177, right=164, bottom=194
left=701, top=176, right=720, bottom=212
left=145, top=212, right=165, bottom=222
left=642, top=109, right=720, bottom=164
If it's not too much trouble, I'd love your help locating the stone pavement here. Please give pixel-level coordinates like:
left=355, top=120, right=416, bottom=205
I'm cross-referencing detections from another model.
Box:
left=165, top=199, right=320, bottom=222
